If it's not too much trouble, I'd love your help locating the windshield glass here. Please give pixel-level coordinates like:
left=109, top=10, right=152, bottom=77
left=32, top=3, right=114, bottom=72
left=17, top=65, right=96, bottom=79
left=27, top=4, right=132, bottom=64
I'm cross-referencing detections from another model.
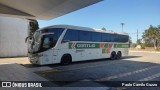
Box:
left=40, top=34, right=55, bottom=52
left=36, top=28, right=64, bottom=53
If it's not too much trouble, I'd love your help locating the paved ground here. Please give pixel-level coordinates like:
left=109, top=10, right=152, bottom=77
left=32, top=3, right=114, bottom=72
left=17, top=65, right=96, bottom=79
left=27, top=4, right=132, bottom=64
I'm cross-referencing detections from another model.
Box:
left=0, top=57, right=30, bottom=64
left=0, top=51, right=160, bottom=90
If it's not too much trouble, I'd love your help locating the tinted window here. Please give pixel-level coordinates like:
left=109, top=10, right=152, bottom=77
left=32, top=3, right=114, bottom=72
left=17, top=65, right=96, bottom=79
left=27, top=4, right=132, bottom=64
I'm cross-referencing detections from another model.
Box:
left=91, top=32, right=101, bottom=42
left=117, top=35, right=129, bottom=42
left=111, top=34, right=118, bottom=42
left=38, top=28, right=64, bottom=52
left=120, top=35, right=123, bottom=42
left=79, top=31, right=92, bottom=41
left=102, top=33, right=111, bottom=42
left=40, top=34, right=56, bottom=52
left=63, top=29, right=79, bottom=41
left=123, top=35, right=129, bottom=42
left=63, top=29, right=129, bottom=42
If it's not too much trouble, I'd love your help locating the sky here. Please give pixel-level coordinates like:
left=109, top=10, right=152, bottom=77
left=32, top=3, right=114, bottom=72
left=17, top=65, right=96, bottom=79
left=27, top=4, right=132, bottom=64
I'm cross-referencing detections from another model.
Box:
left=38, top=0, right=160, bottom=43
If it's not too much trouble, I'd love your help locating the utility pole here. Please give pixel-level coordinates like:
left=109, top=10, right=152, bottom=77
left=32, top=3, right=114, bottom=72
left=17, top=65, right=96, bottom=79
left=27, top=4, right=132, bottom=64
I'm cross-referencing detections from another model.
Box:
left=120, top=23, right=125, bottom=32
left=137, top=29, right=138, bottom=42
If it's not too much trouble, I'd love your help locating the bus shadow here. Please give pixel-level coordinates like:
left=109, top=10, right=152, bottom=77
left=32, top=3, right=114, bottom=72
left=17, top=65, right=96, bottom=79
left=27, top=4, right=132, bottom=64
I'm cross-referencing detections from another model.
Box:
left=21, top=63, right=63, bottom=68
left=122, top=56, right=142, bottom=59
left=21, top=64, right=42, bottom=68
left=21, top=58, right=111, bottom=68
left=59, top=55, right=142, bottom=66
left=21, top=56, right=142, bottom=68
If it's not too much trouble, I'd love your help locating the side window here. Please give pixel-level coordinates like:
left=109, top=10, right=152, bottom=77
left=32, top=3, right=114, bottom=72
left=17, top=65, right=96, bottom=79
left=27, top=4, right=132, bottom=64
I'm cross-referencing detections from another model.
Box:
left=63, top=30, right=71, bottom=41
left=112, top=34, right=118, bottom=42
left=122, top=35, right=125, bottom=42
left=107, top=34, right=111, bottom=42
left=102, top=33, right=111, bottom=42
left=110, top=34, right=114, bottom=42
left=57, top=29, right=64, bottom=39
left=63, top=29, right=79, bottom=41
left=71, top=30, right=79, bottom=41
left=117, top=35, right=129, bottom=42
left=119, top=35, right=123, bottom=42
left=79, top=31, right=92, bottom=41
left=117, top=35, right=120, bottom=42
left=126, top=36, right=129, bottom=42
left=92, top=32, right=101, bottom=42
left=123, top=35, right=129, bottom=42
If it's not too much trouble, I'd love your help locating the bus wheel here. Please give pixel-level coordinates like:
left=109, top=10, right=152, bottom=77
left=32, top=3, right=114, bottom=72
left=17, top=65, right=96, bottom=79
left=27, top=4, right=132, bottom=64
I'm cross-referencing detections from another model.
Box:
left=61, top=54, right=72, bottom=65
left=116, top=51, right=122, bottom=60
left=110, top=51, right=116, bottom=60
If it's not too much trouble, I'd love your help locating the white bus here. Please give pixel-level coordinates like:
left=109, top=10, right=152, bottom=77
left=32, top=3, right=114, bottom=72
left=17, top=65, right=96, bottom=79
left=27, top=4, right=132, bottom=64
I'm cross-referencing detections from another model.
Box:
left=27, top=25, right=129, bottom=65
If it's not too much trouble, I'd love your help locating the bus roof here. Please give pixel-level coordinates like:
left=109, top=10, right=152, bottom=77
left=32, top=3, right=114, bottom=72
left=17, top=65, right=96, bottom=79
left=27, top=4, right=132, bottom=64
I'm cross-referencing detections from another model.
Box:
left=38, top=25, right=129, bottom=35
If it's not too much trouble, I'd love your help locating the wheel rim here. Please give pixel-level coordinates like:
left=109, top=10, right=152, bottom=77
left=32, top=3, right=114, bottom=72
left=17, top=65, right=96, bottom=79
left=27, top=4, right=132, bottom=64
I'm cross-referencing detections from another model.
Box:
left=117, top=52, right=121, bottom=59
left=62, top=56, right=71, bottom=65
left=111, top=52, right=116, bottom=60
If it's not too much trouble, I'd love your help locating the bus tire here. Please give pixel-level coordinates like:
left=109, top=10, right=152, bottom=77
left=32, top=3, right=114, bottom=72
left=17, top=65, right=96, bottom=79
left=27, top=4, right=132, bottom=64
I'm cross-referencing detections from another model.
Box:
left=110, top=51, right=116, bottom=60
left=61, top=54, right=72, bottom=65
left=116, top=51, right=122, bottom=60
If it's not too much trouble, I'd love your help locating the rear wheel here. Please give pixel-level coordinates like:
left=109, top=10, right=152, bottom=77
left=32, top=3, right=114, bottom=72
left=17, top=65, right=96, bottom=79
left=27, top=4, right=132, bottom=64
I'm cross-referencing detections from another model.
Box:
left=61, top=54, right=72, bottom=65
left=110, top=51, right=116, bottom=60
left=116, top=51, right=122, bottom=60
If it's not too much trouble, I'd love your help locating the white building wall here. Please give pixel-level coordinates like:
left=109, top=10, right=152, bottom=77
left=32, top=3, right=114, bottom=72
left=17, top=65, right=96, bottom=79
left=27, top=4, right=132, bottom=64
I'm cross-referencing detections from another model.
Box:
left=0, top=16, right=29, bottom=57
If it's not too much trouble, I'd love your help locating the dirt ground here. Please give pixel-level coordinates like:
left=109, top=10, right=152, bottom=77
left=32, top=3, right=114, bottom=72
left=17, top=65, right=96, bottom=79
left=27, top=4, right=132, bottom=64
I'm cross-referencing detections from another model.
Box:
left=130, top=47, right=160, bottom=52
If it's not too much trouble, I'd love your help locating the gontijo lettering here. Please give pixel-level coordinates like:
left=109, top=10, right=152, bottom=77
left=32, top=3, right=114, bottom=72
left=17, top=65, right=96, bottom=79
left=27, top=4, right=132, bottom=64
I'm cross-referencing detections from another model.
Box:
left=77, top=43, right=96, bottom=48
left=69, top=43, right=100, bottom=49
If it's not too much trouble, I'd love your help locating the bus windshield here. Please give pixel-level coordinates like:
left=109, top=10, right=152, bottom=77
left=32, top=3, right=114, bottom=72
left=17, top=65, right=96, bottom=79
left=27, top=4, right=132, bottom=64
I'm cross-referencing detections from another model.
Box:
left=31, top=28, right=64, bottom=53
left=39, top=34, right=56, bottom=52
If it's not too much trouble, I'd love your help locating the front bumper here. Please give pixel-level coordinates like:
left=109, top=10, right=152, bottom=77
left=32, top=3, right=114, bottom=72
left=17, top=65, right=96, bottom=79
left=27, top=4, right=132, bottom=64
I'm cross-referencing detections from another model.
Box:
left=28, top=53, right=39, bottom=64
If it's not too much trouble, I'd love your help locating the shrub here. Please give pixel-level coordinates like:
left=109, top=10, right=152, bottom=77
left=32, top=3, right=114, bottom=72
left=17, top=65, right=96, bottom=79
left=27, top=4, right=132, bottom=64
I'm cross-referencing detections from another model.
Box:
left=141, top=43, right=145, bottom=49
left=132, top=43, right=137, bottom=48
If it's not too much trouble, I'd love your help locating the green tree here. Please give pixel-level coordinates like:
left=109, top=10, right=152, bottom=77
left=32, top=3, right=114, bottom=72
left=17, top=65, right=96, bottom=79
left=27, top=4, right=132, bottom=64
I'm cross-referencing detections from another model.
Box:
left=136, top=39, right=142, bottom=45
left=142, top=25, right=160, bottom=49
left=132, top=43, right=137, bottom=48
left=102, top=27, right=107, bottom=31
left=29, top=19, right=39, bottom=33
left=25, top=19, right=39, bottom=43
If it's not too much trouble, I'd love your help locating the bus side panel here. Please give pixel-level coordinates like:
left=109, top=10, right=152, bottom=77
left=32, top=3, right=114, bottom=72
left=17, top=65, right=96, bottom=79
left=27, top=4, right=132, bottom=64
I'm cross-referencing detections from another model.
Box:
left=57, top=42, right=129, bottom=63
left=39, top=49, right=54, bottom=65
left=57, top=42, right=82, bottom=62
left=57, top=42, right=112, bottom=63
